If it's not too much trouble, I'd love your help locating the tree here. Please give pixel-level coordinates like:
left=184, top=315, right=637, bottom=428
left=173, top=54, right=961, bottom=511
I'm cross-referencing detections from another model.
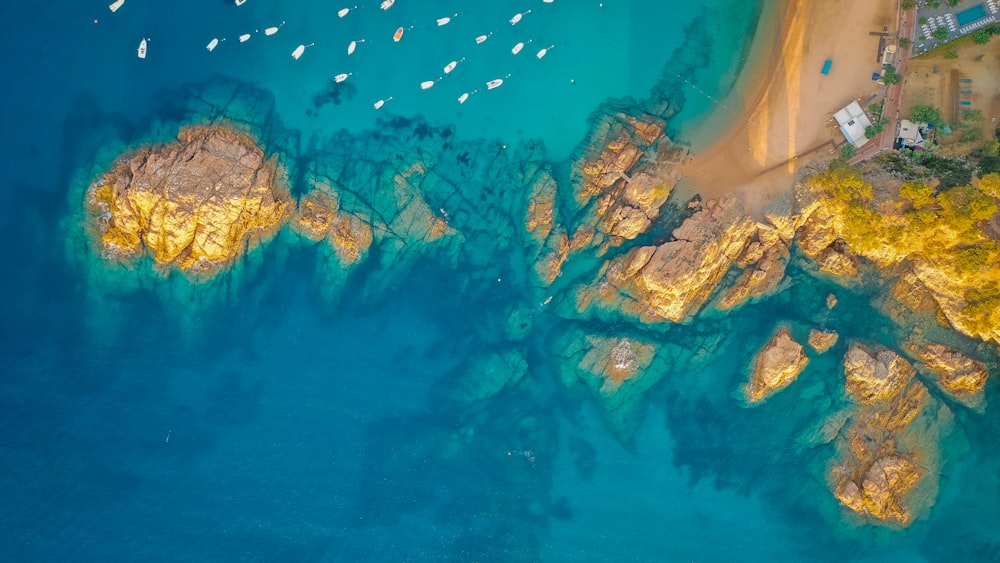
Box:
left=865, top=122, right=885, bottom=139
left=947, top=0, right=959, bottom=7
left=840, top=144, right=858, bottom=159
left=900, top=181, right=936, bottom=207
left=973, top=28, right=994, bottom=44
left=883, top=65, right=901, bottom=85
left=899, top=37, right=912, bottom=49
left=980, top=173, right=1000, bottom=199
left=932, top=28, right=949, bottom=41
left=902, top=0, right=917, bottom=8
left=910, top=104, right=944, bottom=125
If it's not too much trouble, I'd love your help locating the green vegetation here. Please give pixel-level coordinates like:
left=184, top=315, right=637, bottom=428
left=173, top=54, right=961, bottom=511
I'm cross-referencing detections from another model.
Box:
left=883, top=65, right=902, bottom=85
left=910, top=105, right=944, bottom=126
left=944, top=48, right=959, bottom=59
left=946, top=0, right=959, bottom=7
left=804, top=161, right=1000, bottom=338
left=972, top=27, right=994, bottom=45
left=865, top=122, right=886, bottom=139
left=869, top=101, right=884, bottom=116
left=919, top=17, right=928, bottom=25
left=928, top=0, right=941, bottom=8
left=899, top=37, right=912, bottom=49
left=840, top=144, right=857, bottom=159
left=902, top=0, right=917, bottom=8
left=932, top=28, right=949, bottom=42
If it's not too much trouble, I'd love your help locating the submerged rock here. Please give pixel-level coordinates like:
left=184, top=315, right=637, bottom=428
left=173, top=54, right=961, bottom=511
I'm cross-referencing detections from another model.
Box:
left=745, top=327, right=809, bottom=404
left=86, top=125, right=292, bottom=276
left=292, top=181, right=374, bottom=268
left=556, top=329, right=664, bottom=431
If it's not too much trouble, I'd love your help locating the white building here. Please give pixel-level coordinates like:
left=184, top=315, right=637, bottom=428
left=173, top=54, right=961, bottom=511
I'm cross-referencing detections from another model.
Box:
left=834, top=101, right=873, bottom=149
left=897, top=119, right=924, bottom=149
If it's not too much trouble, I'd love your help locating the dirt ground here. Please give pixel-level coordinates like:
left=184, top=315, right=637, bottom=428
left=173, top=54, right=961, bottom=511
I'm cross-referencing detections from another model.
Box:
left=677, top=0, right=897, bottom=216
left=902, top=37, right=1000, bottom=154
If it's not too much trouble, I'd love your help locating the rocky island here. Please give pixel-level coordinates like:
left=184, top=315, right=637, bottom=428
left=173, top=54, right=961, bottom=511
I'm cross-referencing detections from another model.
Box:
left=85, top=125, right=292, bottom=276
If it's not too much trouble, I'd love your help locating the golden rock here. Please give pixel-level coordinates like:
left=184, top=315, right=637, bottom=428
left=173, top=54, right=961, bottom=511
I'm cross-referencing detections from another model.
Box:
left=843, top=343, right=914, bottom=405
left=607, top=194, right=757, bottom=322
left=745, top=327, right=809, bottom=403
left=86, top=125, right=292, bottom=276
left=807, top=329, right=839, bottom=354
left=905, top=340, right=989, bottom=399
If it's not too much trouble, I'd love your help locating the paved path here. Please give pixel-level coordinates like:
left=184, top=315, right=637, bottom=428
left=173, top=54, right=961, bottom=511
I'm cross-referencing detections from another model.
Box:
left=851, top=1, right=916, bottom=164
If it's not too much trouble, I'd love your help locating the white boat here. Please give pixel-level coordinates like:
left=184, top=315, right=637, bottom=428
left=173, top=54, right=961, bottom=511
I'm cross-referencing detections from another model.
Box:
left=486, top=78, right=503, bottom=90
left=334, top=73, right=351, bottom=83
left=239, top=33, right=251, bottom=42
left=437, top=17, right=451, bottom=26
left=109, top=0, right=125, bottom=13
left=458, top=93, right=469, bottom=104
left=206, top=38, right=220, bottom=51
left=264, top=22, right=285, bottom=36
left=235, top=0, right=247, bottom=5
left=536, top=45, right=553, bottom=59
left=137, top=38, right=147, bottom=59
left=510, top=12, right=525, bottom=25
left=420, top=80, right=436, bottom=90
left=374, top=98, right=391, bottom=109
left=511, top=42, right=524, bottom=55
left=291, top=43, right=314, bottom=60
left=475, top=34, right=489, bottom=44
left=380, top=0, right=395, bottom=10
left=348, top=40, right=357, bottom=55
left=443, top=60, right=457, bottom=74
left=338, top=8, right=350, bottom=17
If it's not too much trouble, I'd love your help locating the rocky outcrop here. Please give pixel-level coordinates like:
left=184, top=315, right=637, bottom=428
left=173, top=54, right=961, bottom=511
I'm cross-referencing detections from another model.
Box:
left=905, top=340, right=989, bottom=405
left=843, top=343, right=915, bottom=405
left=601, top=194, right=757, bottom=322
left=808, top=329, right=839, bottom=354
left=829, top=340, right=952, bottom=527
left=86, top=125, right=292, bottom=275
left=292, top=181, right=374, bottom=268
left=717, top=241, right=789, bottom=310
left=833, top=455, right=923, bottom=526
left=745, top=327, right=808, bottom=403
left=568, top=110, right=686, bottom=255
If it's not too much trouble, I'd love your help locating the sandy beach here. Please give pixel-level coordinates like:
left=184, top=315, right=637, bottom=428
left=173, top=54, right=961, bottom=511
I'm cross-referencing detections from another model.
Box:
left=677, top=0, right=897, bottom=215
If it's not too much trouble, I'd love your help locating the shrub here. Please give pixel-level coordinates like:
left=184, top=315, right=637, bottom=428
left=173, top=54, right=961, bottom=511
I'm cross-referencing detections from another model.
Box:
left=973, top=28, right=993, bottom=45
left=840, top=144, right=858, bottom=159
left=910, top=105, right=944, bottom=126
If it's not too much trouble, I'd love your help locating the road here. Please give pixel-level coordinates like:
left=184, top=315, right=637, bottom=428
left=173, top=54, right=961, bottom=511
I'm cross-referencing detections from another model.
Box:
left=850, top=1, right=916, bottom=164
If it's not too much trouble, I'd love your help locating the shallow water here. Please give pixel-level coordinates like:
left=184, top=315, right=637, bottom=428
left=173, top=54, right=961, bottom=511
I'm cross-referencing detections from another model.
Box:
left=2, top=1, right=1000, bottom=561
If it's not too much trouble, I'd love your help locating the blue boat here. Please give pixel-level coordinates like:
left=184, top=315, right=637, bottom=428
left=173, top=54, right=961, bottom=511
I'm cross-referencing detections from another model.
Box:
left=821, top=59, right=832, bottom=75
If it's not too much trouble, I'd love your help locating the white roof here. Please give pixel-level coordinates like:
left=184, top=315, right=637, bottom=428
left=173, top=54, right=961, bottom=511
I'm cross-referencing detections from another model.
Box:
left=834, top=101, right=873, bottom=148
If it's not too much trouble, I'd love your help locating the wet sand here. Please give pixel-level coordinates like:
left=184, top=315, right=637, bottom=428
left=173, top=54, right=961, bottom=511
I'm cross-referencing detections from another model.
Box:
left=677, top=0, right=896, bottom=216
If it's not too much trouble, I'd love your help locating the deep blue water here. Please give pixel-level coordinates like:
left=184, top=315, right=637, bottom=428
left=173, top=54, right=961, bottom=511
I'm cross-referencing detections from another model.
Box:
left=2, top=1, right=1000, bottom=561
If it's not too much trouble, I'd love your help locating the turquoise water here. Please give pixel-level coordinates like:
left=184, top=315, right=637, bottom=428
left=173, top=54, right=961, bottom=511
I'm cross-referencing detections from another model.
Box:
left=956, top=4, right=988, bottom=26
left=2, top=1, right=1000, bottom=561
